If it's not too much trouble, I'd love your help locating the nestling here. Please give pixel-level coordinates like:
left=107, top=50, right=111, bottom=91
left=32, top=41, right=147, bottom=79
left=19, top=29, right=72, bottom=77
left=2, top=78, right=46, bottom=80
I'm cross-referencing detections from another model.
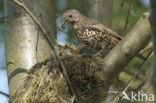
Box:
left=62, top=9, right=123, bottom=54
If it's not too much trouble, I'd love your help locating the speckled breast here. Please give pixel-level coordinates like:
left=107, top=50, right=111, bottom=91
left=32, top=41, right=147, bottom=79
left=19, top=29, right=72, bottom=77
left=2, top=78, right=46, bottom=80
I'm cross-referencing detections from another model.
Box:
left=72, top=23, right=119, bottom=51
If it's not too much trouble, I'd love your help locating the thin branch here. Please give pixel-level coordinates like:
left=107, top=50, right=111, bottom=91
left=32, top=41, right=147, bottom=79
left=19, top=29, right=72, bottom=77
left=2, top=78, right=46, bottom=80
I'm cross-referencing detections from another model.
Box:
left=139, top=42, right=153, bottom=54
left=12, top=0, right=80, bottom=103
left=122, top=0, right=133, bottom=35
left=103, top=91, right=120, bottom=94
left=135, top=81, right=145, bottom=91
left=120, top=0, right=125, bottom=8
left=124, top=69, right=145, bottom=80
left=35, top=27, right=39, bottom=63
left=35, top=14, right=41, bottom=63
left=0, top=91, right=9, bottom=98
left=116, top=0, right=125, bottom=32
left=112, top=49, right=153, bottom=103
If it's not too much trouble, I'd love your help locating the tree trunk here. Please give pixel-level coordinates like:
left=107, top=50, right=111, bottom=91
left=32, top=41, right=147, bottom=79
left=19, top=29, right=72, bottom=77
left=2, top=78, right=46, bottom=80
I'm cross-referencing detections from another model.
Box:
left=78, top=0, right=113, bottom=27
left=150, top=0, right=156, bottom=91
left=4, top=0, right=56, bottom=96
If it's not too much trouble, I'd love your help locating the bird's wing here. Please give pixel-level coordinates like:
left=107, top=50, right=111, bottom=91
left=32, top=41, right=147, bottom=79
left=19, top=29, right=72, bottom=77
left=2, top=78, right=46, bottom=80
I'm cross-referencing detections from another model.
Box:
left=83, top=18, right=123, bottom=40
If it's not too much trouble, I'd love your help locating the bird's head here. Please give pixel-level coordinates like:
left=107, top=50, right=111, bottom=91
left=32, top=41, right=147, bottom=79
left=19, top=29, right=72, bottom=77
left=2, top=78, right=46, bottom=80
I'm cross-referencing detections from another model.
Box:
left=62, top=9, right=80, bottom=29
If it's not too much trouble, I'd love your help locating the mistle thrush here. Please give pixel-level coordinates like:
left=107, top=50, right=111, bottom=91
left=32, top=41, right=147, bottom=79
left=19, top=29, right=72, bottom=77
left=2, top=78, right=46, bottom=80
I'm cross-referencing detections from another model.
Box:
left=62, top=9, right=123, bottom=54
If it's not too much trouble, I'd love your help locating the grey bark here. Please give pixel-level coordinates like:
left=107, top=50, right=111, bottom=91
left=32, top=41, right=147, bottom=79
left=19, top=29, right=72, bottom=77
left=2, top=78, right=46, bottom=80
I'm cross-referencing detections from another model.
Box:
left=78, top=0, right=113, bottom=27
left=150, top=0, right=156, bottom=91
left=4, top=0, right=56, bottom=96
left=103, top=12, right=151, bottom=79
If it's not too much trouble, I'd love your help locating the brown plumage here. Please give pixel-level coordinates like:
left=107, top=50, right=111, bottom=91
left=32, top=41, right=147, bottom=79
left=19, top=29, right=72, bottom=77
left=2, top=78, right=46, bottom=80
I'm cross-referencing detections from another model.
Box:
left=62, top=9, right=123, bottom=52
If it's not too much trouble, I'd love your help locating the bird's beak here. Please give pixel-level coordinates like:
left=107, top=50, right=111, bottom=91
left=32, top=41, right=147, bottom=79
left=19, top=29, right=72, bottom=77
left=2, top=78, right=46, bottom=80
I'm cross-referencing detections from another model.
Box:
left=62, top=20, right=69, bottom=29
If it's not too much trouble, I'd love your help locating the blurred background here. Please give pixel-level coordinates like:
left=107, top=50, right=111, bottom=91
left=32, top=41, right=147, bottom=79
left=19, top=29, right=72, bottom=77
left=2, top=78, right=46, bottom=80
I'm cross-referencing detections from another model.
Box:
left=0, top=0, right=151, bottom=102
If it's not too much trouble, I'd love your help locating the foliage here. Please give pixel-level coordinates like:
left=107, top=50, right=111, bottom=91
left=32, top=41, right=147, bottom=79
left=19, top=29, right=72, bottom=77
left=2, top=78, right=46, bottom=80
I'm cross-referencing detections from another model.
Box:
left=113, top=0, right=147, bottom=33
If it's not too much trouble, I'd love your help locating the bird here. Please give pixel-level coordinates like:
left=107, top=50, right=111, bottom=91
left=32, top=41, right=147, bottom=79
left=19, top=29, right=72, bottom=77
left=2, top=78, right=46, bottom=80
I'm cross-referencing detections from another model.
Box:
left=61, top=9, right=123, bottom=55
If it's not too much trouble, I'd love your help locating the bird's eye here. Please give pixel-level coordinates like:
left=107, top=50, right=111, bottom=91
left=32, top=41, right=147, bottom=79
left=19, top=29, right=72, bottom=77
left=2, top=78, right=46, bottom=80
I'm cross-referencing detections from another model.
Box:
left=69, top=15, right=73, bottom=18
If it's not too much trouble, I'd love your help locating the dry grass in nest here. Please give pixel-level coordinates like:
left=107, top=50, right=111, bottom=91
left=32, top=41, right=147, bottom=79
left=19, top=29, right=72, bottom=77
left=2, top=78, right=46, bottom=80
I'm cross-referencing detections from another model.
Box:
left=11, top=59, right=74, bottom=103
left=10, top=56, right=111, bottom=103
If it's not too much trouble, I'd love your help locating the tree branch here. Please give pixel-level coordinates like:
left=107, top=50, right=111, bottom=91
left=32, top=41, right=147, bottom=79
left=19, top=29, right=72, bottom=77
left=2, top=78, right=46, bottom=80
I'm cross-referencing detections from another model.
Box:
left=0, top=91, right=9, bottom=98
left=122, top=0, right=133, bottom=34
left=112, top=49, right=153, bottom=103
left=116, top=0, right=125, bottom=32
left=139, top=42, right=153, bottom=54
left=5, top=0, right=56, bottom=96
left=12, top=0, right=80, bottom=102
left=102, top=12, right=151, bottom=79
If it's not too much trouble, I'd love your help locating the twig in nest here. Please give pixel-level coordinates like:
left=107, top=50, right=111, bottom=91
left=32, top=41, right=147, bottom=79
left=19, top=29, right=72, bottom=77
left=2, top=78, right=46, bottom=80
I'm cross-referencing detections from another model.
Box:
left=122, top=0, right=133, bottom=35
left=11, top=0, right=80, bottom=103
left=112, top=49, right=153, bottom=103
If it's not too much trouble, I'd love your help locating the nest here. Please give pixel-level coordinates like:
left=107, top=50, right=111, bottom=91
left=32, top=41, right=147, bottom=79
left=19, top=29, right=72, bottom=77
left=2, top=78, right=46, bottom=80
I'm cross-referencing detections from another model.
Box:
left=11, top=55, right=111, bottom=103
left=11, top=59, right=74, bottom=103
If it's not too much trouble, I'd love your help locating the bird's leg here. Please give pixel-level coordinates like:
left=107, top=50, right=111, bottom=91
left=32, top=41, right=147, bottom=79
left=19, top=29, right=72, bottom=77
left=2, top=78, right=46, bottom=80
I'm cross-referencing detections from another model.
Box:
left=93, top=41, right=97, bottom=50
left=93, top=49, right=104, bottom=57
left=93, top=47, right=106, bottom=57
left=93, top=43, right=107, bottom=57
left=73, top=44, right=81, bottom=54
left=75, top=43, right=87, bottom=56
